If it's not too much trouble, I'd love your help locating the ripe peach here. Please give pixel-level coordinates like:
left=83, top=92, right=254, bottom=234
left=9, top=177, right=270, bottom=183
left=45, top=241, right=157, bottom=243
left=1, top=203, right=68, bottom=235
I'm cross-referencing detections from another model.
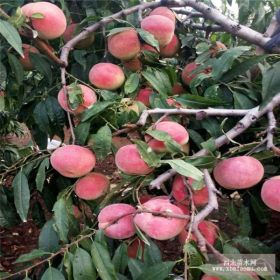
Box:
left=149, top=7, right=176, bottom=24
left=21, top=2, right=67, bottom=40
left=127, top=238, right=145, bottom=259
left=112, top=136, right=132, bottom=150
left=57, top=84, right=97, bottom=114
left=89, top=63, right=125, bottom=90
left=172, top=82, right=184, bottom=95
left=139, top=194, right=154, bottom=204
left=108, top=29, right=141, bottom=60
left=63, top=23, right=94, bottom=49
left=74, top=172, right=110, bottom=200
left=213, top=156, right=264, bottom=190
left=261, top=178, right=280, bottom=212
left=98, top=203, right=136, bottom=239
left=122, top=57, right=142, bottom=72
left=115, top=144, right=154, bottom=175
left=134, top=199, right=187, bottom=240
left=135, top=88, right=153, bottom=107
left=141, top=44, right=158, bottom=53
left=50, top=145, right=96, bottom=178
left=172, top=175, right=209, bottom=207
left=19, top=44, right=40, bottom=71
left=159, top=34, right=180, bottom=58
left=141, top=15, right=175, bottom=47
left=146, top=121, right=189, bottom=152
left=181, top=62, right=200, bottom=85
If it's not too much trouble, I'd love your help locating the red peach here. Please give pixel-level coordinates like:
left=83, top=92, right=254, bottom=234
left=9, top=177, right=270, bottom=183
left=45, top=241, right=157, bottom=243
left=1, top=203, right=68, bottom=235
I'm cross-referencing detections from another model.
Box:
left=135, top=88, right=153, bottom=107
left=57, top=84, right=97, bottom=114
left=149, top=7, right=176, bottom=24
left=261, top=178, right=280, bottom=212
left=159, top=34, right=180, bottom=58
left=127, top=238, right=145, bottom=259
left=172, top=175, right=209, bottom=207
left=122, top=57, right=142, bottom=72
left=21, top=2, right=67, bottom=40
left=89, top=63, right=125, bottom=90
left=134, top=199, right=187, bottom=240
left=108, top=29, right=141, bottom=61
left=139, top=194, right=154, bottom=204
left=98, top=203, right=136, bottom=239
left=181, top=62, right=199, bottom=85
left=115, top=144, right=154, bottom=175
left=141, top=15, right=175, bottom=47
left=74, top=172, right=110, bottom=200
left=172, top=82, right=184, bottom=95
left=146, top=121, right=189, bottom=152
left=19, top=44, right=40, bottom=70
left=213, top=156, right=264, bottom=190
left=50, top=145, right=96, bottom=178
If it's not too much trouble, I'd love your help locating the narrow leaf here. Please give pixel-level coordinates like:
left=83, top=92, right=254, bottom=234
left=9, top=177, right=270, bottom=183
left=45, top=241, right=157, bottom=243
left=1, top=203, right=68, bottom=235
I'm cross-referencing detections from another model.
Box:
left=53, top=198, right=69, bottom=243
left=41, top=267, right=65, bottom=280
left=36, top=158, right=49, bottom=192
left=15, top=249, right=50, bottom=263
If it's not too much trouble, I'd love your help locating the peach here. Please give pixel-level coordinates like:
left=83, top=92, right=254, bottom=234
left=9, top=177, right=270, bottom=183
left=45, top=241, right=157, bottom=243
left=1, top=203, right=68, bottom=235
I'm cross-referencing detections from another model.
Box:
left=150, top=7, right=176, bottom=24
left=74, top=172, right=110, bottom=200
left=135, top=88, right=153, bottom=107
left=115, top=144, right=154, bottom=175
left=72, top=205, right=82, bottom=219
left=127, top=238, right=145, bottom=259
left=122, top=57, right=142, bottom=72
left=21, top=2, right=67, bottom=40
left=19, top=44, right=40, bottom=70
left=89, top=63, right=125, bottom=90
left=146, top=121, right=189, bottom=152
left=141, top=44, right=158, bottom=53
left=139, top=194, right=154, bottom=204
left=98, top=203, right=136, bottom=239
left=50, top=145, right=96, bottom=178
left=57, top=84, right=97, bottom=114
left=159, top=34, right=180, bottom=58
left=213, top=156, right=264, bottom=190
left=172, top=82, right=184, bottom=95
left=108, top=29, right=141, bottom=61
left=178, top=220, right=218, bottom=245
left=141, top=15, right=175, bottom=47
left=172, top=175, right=209, bottom=207
left=63, top=23, right=95, bottom=49
left=181, top=62, right=200, bottom=85
left=261, top=178, right=280, bottom=212
left=134, top=199, right=187, bottom=240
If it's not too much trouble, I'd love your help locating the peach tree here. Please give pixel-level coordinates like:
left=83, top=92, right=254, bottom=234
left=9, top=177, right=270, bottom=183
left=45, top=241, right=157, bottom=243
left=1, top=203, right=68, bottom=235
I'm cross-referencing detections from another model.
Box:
left=0, top=0, right=279, bottom=279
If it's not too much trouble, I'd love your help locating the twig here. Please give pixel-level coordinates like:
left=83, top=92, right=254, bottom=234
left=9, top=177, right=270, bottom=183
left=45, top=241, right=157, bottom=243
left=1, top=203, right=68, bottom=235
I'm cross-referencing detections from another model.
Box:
left=266, top=111, right=280, bottom=155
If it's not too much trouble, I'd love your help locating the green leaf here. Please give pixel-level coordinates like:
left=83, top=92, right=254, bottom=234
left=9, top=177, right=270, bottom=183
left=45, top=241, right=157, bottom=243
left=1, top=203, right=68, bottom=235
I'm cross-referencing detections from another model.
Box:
left=201, top=138, right=217, bottom=152
left=232, top=236, right=272, bottom=254
left=185, top=156, right=217, bottom=169
left=36, top=158, right=49, bottom=192
left=31, top=12, right=44, bottom=19
left=81, top=100, right=114, bottom=122
left=12, top=171, right=30, bottom=222
left=15, top=249, right=50, bottom=263
left=0, top=19, right=23, bottom=56
left=261, top=61, right=280, bottom=108
left=91, top=241, right=117, bottom=280
left=136, top=261, right=175, bottom=280
left=8, top=53, right=24, bottom=84
left=64, top=252, right=74, bottom=280
left=33, top=101, right=50, bottom=132
left=73, top=247, right=96, bottom=280
left=143, top=239, right=162, bottom=265
left=53, top=198, right=69, bottom=243
left=161, top=159, right=203, bottom=181
left=89, top=125, right=112, bottom=160
left=67, top=83, right=84, bottom=110
left=238, top=206, right=251, bottom=236
left=223, top=243, right=240, bottom=254
left=39, top=219, right=60, bottom=252
left=137, top=28, right=159, bottom=51
left=249, top=194, right=269, bottom=224
left=128, top=259, right=146, bottom=280
left=74, top=122, right=91, bottom=145
left=124, top=73, right=140, bottom=95
left=227, top=201, right=239, bottom=224
left=134, top=140, right=161, bottom=168
left=0, top=61, right=7, bottom=85
left=41, top=267, right=65, bottom=280
left=112, top=243, right=128, bottom=274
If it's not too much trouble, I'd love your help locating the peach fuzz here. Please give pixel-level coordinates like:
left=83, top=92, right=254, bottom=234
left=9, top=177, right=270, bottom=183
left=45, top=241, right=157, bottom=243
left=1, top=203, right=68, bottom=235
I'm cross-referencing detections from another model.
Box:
left=141, top=15, right=175, bottom=47
left=213, top=156, right=264, bottom=190
left=261, top=178, right=280, bottom=212
left=50, top=145, right=96, bottom=178
left=122, top=57, right=142, bottom=72
left=89, top=63, right=125, bottom=90
left=146, top=121, right=189, bottom=152
left=150, top=7, right=176, bottom=24
left=74, top=172, right=110, bottom=200
left=172, top=175, right=209, bottom=207
left=19, top=44, right=39, bottom=71
left=108, top=29, right=141, bottom=60
left=134, top=199, right=187, bottom=240
left=57, top=84, right=97, bottom=114
left=115, top=144, right=154, bottom=175
left=135, top=88, right=153, bottom=107
left=127, top=238, right=145, bottom=259
left=98, top=203, right=136, bottom=239
left=159, top=34, right=180, bottom=58
left=21, top=2, right=67, bottom=40
left=63, top=23, right=94, bottom=49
